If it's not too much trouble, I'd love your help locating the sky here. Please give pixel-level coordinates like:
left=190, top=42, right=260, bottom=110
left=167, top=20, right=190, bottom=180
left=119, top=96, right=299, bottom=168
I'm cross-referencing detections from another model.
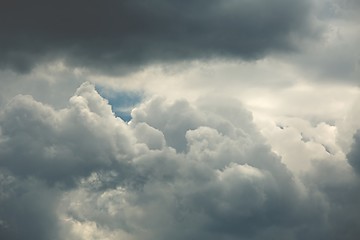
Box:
left=0, top=0, right=360, bottom=239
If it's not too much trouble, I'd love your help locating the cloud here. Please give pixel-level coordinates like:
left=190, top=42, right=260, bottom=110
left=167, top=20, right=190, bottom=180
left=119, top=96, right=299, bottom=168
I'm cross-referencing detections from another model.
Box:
left=0, top=1, right=358, bottom=239
left=276, top=0, right=360, bottom=85
left=1, top=83, right=360, bottom=239
left=302, top=157, right=360, bottom=240
left=0, top=0, right=316, bottom=73
left=0, top=82, right=136, bottom=187
left=0, top=170, right=62, bottom=240
left=347, top=130, right=360, bottom=174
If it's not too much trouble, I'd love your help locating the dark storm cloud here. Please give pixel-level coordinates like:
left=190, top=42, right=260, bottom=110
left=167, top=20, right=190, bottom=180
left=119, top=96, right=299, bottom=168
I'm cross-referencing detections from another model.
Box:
left=0, top=0, right=314, bottom=73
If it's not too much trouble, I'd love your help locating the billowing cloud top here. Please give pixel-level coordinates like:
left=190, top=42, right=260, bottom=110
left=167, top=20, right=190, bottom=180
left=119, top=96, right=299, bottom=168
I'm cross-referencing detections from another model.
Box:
left=1, top=83, right=360, bottom=240
left=0, top=0, right=314, bottom=72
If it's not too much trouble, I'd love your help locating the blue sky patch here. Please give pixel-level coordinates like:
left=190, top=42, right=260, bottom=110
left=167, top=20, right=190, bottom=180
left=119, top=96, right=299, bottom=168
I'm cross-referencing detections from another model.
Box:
left=96, top=86, right=143, bottom=122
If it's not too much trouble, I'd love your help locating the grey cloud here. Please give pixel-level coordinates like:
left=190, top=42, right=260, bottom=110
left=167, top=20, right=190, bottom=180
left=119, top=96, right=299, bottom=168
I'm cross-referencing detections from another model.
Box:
left=0, top=0, right=315, bottom=73
left=0, top=170, right=62, bottom=240
left=347, top=130, right=360, bottom=174
left=279, top=0, right=360, bottom=85
left=130, top=98, right=204, bottom=152
left=0, top=82, right=135, bottom=187
left=1, top=83, right=360, bottom=239
left=0, top=67, right=85, bottom=109
left=302, top=158, right=360, bottom=240
left=130, top=96, right=260, bottom=153
left=62, top=144, right=323, bottom=240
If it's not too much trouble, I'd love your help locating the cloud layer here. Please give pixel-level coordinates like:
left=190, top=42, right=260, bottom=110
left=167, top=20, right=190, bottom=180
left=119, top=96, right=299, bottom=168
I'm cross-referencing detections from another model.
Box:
left=0, top=0, right=315, bottom=73
left=1, top=83, right=360, bottom=239
left=0, top=0, right=359, bottom=239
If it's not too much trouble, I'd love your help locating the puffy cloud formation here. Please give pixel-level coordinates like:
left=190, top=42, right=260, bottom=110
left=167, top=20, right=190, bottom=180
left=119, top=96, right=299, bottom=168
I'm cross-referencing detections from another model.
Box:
left=0, top=0, right=316, bottom=73
left=0, top=83, right=135, bottom=187
left=1, top=83, right=360, bottom=239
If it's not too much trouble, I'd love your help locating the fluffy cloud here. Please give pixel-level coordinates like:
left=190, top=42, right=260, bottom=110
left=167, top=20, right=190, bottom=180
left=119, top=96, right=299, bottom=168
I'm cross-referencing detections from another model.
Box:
left=1, top=83, right=360, bottom=239
left=0, top=82, right=136, bottom=187
left=0, top=0, right=316, bottom=73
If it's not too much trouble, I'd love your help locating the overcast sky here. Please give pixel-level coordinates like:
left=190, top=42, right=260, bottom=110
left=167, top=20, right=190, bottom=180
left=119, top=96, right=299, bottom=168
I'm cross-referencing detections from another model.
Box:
left=1, top=0, right=360, bottom=239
